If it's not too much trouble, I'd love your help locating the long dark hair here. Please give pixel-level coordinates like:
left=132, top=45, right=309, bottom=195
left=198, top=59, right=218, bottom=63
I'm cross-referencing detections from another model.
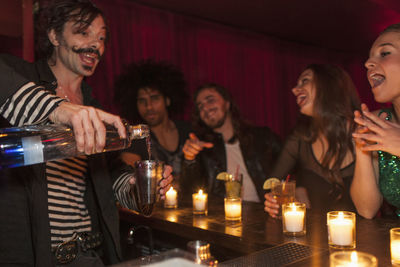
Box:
left=380, top=23, right=400, bottom=35
left=191, top=83, right=251, bottom=142
left=295, top=64, right=361, bottom=186
left=35, top=0, right=109, bottom=60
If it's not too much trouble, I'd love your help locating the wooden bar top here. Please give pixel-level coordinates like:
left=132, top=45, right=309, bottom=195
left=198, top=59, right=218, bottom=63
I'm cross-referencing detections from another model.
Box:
left=119, top=197, right=400, bottom=266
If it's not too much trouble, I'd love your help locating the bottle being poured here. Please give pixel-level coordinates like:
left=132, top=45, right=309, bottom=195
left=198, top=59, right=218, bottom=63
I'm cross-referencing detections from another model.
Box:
left=0, top=121, right=149, bottom=169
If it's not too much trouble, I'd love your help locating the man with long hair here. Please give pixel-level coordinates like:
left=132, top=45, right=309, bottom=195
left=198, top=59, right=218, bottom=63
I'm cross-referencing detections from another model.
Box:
left=182, top=83, right=281, bottom=202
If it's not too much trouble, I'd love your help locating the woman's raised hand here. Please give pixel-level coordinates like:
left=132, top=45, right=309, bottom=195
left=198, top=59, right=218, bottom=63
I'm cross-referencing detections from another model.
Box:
left=353, top=103, right=400, bottom=157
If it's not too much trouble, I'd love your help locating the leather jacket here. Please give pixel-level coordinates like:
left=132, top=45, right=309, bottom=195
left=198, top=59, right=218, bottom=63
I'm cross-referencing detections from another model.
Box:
left=181, top=126, right=281, bottom=201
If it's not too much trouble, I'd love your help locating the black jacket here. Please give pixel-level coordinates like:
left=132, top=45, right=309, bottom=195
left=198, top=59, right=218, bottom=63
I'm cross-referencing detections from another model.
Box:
left=181, top=126, right=281, bottom=201
left=0, top=54, right=123, bottom=266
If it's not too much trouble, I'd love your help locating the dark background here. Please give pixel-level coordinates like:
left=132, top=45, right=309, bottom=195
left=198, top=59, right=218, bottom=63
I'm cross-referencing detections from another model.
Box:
left=1, top=0, right=399, bottom=137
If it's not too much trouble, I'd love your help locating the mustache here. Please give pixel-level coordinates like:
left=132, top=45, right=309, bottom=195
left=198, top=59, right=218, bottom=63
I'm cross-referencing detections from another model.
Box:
left=71, top=46, right=102, bottom=60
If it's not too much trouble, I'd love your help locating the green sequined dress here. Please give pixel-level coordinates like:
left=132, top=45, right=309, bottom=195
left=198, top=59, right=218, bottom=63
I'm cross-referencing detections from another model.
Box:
left=378, top=109, right=400, bottom=213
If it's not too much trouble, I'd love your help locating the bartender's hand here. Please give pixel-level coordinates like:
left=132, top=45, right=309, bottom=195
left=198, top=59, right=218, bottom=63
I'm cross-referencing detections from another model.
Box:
left=352, top=103, right=400, bottom=157
left=159, top=165, right=173, bottom=199
left=49, top=102, right=126, bottom=155
left=127, top=165, right=173, bottom=200
left=182, top=133, right=214, bottom=160
left=264, top=192, right=279, bottom=218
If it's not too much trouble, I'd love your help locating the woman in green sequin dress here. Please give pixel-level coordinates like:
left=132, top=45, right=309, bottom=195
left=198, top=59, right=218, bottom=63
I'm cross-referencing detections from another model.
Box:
left=351, top=23, right=400, bottom=219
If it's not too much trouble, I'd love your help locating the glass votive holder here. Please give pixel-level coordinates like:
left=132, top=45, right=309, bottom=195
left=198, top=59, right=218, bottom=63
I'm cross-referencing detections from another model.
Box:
left=282, top=202, right=306, bottom=236
left=193, top=190, right=208, bottom=215
left=391, top=228, right=400, bottom=265
left=224, top=197, right=242, bottom=221
left=330, top=251, right=377, bottom=267
left=164, top=186, right=178, bottom=208
left=327, top=211, right=356, bottom=249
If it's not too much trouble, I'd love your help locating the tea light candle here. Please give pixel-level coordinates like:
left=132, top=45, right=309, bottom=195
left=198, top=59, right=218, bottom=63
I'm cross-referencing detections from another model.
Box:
left=224, top=198, right=242, bottom=221
left=391, top=240, right=400, bottom=263
left=349, top=251, right=359, bottom=266
left=391, top=228, right=400, bottom=265
left=328, top=211, right=355, bottom=248
left=164, top=187, right=177, bottom=208
left=283, top=203, right=304, bottom=232
left=193, top=190, right=208, bottom=214
left=330, top=251, right=377, bottom=267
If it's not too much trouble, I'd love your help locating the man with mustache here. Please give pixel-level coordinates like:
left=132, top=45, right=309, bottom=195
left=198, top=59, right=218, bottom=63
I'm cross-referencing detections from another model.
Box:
left=114, top=60, right=191, bottom=192
left=0, top=1, right=172, bottom=266
left=181, top=83, right=281, bottom=202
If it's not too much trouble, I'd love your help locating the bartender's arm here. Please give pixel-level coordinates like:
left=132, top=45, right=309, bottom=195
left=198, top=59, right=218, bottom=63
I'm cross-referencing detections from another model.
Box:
left=0, top=60, right=125, bottom=154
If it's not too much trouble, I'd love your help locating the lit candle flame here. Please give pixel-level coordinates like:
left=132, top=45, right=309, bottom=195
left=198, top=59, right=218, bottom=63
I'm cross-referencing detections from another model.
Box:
left=167, top=186, right=174, bottom=193
left=350, top=251, right=358, bottom=262
left=198, top=189, right=203, bottom=195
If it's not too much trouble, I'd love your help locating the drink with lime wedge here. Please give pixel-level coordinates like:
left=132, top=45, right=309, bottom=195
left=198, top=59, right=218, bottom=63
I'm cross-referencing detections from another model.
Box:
left=225, top=174, right=242, bottom=198
left=216, top=172, right=243, bottom=198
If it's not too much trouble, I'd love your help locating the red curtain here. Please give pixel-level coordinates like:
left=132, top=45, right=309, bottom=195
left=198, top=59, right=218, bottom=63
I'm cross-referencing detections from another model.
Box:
left=89, top=0, right=375, bottom=137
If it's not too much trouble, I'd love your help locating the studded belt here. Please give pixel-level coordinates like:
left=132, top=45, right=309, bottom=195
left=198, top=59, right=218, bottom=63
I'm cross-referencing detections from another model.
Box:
left=53, top=232, right=103, bottom=264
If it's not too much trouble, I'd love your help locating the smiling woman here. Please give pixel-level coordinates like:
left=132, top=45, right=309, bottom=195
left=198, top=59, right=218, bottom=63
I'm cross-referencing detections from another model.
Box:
left=264, top=64, right=361, bottom=217
left=351, top=23, right=400, bottom=219
left=291, top=69, right=316, bottom=117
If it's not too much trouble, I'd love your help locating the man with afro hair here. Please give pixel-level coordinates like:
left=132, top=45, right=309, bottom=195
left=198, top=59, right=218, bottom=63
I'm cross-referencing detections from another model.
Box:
left=114, top=59, right=190, bottom=192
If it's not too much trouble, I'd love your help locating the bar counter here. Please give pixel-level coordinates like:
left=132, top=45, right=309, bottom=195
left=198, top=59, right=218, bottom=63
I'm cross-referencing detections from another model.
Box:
left=119, top=197, right=400, bottom=266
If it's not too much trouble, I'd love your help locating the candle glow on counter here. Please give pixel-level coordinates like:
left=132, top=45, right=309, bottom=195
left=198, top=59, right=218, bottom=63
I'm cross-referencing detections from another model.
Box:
left=225, top=225, right=242, bottom=236
left=193, top=189, right=208, bottom=215
left=166, top=214, right=177, bottom=222
left=164, top=186, right=177, bottom=208
left=193, top=217, right=208, bottom=229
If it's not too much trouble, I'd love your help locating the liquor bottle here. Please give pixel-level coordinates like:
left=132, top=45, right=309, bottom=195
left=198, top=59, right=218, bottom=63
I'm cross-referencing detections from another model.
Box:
left=0, top=122, right=149, bottom=169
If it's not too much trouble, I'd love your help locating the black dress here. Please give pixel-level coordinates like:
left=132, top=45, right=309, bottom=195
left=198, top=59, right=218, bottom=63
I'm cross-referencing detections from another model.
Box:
left=269, top=132, right=355, bottom=213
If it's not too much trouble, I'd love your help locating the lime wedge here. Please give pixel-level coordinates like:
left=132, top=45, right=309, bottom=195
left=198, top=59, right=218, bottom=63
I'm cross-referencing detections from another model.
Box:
left=216, top=172, right=231, bottom=181
left=263, top=177, right=280, bottom=190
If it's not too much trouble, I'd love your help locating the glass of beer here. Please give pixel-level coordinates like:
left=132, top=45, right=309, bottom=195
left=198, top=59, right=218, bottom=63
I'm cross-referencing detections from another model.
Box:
left=271, top=180, right=296, bottom=218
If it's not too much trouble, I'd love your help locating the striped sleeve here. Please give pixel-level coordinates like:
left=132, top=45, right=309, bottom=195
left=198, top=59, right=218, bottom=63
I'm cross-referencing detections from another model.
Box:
left=0, top=82, right=65, bottom=126
left=112, top=172, right=139, bottom=211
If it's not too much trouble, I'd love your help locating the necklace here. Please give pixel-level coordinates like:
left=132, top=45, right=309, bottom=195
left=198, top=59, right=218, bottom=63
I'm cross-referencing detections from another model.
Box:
left=56, top=86, right=83, bottom=105
left=56, top=86, right=69, bottom=101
